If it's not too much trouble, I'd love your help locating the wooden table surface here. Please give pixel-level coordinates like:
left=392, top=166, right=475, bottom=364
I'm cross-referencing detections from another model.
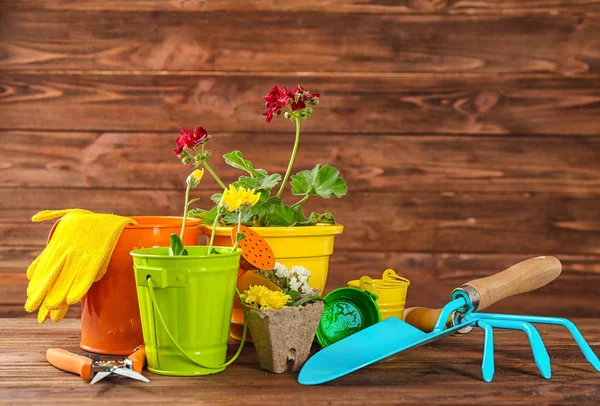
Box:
left=1, top=318, right=600, bottom=405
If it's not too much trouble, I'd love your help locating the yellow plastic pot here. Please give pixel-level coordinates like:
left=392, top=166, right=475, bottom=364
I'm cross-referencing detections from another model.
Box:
left=200, top=224, right=344, bottom=339
left=347, top=269, right=410, bottom=321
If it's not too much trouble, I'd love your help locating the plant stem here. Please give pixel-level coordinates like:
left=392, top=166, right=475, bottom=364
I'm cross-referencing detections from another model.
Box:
left=290, top=194, right=310, bottom=208
left=203, top=161, right=227, bottom=190
left=179, top=183, right=192, bottom=240
left=230, top=210, right=243, bottom=253
left=276, top=117, right=301, bottom=198
left=207, top=208, right=221, bottom=255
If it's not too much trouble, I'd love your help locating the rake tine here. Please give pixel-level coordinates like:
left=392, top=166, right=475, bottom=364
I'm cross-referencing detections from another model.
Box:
left=477, top=318, right=552, bottom=379
left=476, top=313, right=600, bottom=372
left=476, top=320, right=495, bottom=382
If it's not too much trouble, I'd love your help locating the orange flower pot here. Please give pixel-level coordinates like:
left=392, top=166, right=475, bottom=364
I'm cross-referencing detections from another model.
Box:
left=49, top=216, right=201, bottom=355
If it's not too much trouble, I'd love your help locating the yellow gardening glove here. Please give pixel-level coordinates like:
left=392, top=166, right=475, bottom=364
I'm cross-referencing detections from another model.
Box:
left=25, top=209, right=137, bottom=323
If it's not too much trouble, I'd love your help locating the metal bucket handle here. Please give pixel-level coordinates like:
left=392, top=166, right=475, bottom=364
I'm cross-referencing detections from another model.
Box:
left=382, top=269, right=411, bottom=286
left=146, top=276, right=247, bottom=370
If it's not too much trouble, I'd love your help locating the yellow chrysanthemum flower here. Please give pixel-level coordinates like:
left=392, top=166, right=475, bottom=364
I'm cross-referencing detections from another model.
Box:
left=220, top=185, right=261, bottom=212
left=239, top=187, right=261, bottom=207
left=221, top=185, right=244, bottom=212
left=241, top=285, right=291, bottom=310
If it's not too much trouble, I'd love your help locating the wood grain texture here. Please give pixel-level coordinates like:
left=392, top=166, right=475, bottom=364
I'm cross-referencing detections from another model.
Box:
left=2, top=188, right=599, bottom=254
left=2, top=74, right=600, bottom=134
left=3, top=248, right=600, bottom=318
left=1, top=318, right=600, bottom=405
left=1, top=11, right=599, bottom=74
left=4, top=0, right=600, bottom=14
left=1, top=0, right=599, bottom=323
left=2, top=131, right=600, bottom=195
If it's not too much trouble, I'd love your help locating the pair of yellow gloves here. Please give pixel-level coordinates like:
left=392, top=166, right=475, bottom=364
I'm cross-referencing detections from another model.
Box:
left=25, top=209, right=136, bottom=323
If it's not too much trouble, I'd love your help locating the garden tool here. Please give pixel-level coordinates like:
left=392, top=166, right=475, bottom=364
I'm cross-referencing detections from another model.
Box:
left=25, top=209, right=136, bottom=323
left=46, top=345, right=149, bottom=384
left=232, top=225, right=276, bottom=271
left=461, top=312, right=600, bottom=382
left=298, top=256, right=564, bottom=385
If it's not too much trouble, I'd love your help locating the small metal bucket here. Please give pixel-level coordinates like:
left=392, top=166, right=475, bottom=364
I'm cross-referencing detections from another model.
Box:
left=347, top=269, right=410, bottom=320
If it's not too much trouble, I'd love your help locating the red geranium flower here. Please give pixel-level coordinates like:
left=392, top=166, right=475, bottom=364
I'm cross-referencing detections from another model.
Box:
left=263, top=85, right=290, bottom=123
left=263, top=85, right=320, bottom=122
left=173, top=136, right=188, bottom=157
left=174, top=126, right=211, bottom=157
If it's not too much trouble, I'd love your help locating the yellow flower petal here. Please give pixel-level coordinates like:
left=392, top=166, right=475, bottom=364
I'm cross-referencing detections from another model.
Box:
left=241, top=285, right=290, bottom=310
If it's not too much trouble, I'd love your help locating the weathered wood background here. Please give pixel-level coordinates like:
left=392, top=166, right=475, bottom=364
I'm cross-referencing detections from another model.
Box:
left=1, top=0, right=599, bottom=318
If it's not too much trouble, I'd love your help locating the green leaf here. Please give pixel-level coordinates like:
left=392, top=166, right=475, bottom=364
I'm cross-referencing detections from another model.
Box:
left=290, top=164, right=348, bottom=199
left=308, top=210, right=336, bottom=225
left=265, top=202, right=297, bottom=227
left=169, top=233, right=188, bottom=256
left=222, top=209, right=253, bottom=226
left=187, top=206, right=218, bottom=224
left=210, top=193, right=223, bottom=204
left=292, top=295, right=324, bottom=307
left=234, top=173, right=282, bottom=191
left=284, top=289, right=301, bottom=302
left=249, top=196, right=280, bottom=227
left=235, top=232, right=246, bottom=243
left=223, top=150, right=266, bottom=177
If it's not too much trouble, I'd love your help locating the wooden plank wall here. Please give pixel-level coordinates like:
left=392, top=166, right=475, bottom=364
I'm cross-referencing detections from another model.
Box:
left=1, top=0, right=599, bottom=319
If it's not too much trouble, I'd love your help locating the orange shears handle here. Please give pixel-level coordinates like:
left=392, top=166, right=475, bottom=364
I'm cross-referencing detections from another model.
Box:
left=127, top=345, right=146, bottom=374
left=46, top=348, right=93, bottom=380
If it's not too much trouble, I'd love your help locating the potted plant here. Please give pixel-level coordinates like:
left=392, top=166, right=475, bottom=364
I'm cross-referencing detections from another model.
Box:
left=130, top=155, right=260, bottom=376
left=239, top=263, right=324, bottom=373
left=177, top=86, right=346, bottom=298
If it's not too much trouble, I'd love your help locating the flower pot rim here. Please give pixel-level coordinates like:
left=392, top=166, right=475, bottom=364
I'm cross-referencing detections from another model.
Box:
left=202, top=223, right=344, bottom=237
left=240, top=300, right=324, bottom=314
left=130, top=245, right=242, bottom=259
left=124, top=216, right=201, bottom=229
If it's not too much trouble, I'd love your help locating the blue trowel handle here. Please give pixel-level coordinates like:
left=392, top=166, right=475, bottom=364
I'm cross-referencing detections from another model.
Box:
left=453, top=256, right=562, bottom=313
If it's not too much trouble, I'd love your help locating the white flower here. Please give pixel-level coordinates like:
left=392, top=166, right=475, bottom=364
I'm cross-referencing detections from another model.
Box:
left=273, top=262, right=290, bottom=279
left=289, top=276, right=302, bottom=291
left=301, top=284, right=315, bottom=294
left=290, top=265, right=311, bottom=279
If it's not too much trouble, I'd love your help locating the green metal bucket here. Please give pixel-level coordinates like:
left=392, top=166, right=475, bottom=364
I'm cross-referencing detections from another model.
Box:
left=131, top=246, right=246, bottom=376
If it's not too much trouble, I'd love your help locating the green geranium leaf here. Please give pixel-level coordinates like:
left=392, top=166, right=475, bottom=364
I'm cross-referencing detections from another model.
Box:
left=234, top=173, right=282, bottom=191
left=249, top=197, right=281, bottom=227
left=169, top=233, right=188, bottom=256
left=308, top=210, right=336, bottom=225
left=265, top=202, right=297, bottom=227
left=187, top=206, right=218, bottom=224
left=222, top=209, right=253, bottom=226
left=210, top=193, right=223, bottom=204
left=290, top=164, right=348, bottom=199
left=223, top=150, right=267, bottom=177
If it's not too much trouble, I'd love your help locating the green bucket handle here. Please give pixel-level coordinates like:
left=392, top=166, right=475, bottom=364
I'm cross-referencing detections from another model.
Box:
left=146, top=275, right=247, bottom=370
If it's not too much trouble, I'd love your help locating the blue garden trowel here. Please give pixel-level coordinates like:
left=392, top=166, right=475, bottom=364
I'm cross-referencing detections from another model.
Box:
left=298, top=256, right=563, bottom=385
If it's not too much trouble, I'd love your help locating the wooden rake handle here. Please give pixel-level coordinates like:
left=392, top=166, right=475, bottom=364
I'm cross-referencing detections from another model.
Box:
left=404, top=256, right=562, bottom=332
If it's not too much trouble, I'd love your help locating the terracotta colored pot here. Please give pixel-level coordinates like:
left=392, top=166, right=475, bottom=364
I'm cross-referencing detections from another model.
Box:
left=49, top=216, right=201, bottom=355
